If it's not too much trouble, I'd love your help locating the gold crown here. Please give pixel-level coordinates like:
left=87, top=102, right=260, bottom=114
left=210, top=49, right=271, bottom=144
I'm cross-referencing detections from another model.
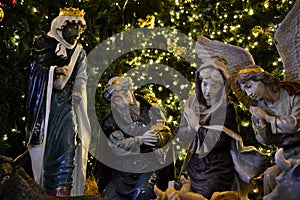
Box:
left=59, top=7, right=85, bottom=17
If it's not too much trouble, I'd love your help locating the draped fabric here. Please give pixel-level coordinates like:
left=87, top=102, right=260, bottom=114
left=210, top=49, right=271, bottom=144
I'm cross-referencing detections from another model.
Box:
left=101, top=96, right=169, bottom=200
left=26, top=35, right=65, bottom=145
left=176, top=59, right=266, bottom=199
left=186, top=102, right=236, bottom=199
left=253, top=87, right=300, bottom=148
left=188, top=151, right=234, bottom=198
left=178, top=95, right=266, bottom=199
left=25, top=34, right=91, bottom=196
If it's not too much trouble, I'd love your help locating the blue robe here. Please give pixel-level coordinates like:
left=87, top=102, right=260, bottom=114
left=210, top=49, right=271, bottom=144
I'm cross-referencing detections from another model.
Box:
left=25, top=33, right=86, bottom=192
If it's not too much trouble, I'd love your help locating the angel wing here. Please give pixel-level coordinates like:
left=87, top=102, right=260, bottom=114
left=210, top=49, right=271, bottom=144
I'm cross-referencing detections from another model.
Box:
left=274, top=0, right=300, bottom=81
left=196, top=36, right=255, bottom=74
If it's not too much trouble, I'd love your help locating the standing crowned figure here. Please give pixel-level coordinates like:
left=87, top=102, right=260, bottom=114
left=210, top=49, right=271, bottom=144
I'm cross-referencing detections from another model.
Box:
left=25, top=7, right=91, bottom=197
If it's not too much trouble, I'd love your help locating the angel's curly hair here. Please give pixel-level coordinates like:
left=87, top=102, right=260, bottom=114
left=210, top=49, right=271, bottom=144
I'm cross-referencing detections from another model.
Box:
left=235, top=65, right=280, bottom=94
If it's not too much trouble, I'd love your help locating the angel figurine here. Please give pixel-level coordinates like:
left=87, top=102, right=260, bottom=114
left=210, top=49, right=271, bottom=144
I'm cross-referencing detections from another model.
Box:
left=197, top=0, right=300, bottom=199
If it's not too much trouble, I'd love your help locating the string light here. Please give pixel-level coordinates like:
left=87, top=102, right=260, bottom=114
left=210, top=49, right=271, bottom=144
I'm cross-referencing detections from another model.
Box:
left=3, top=1, right=296, bottom=185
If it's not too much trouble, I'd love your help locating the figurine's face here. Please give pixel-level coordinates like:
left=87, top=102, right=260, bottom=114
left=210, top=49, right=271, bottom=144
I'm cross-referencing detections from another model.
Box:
left=112, top=89, right=136, bottom=107
left=201, top=77, right=223, bottom=106
left=240, top=79, right=265, bottom=100
left=62, top=21, right=83, bottom=45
